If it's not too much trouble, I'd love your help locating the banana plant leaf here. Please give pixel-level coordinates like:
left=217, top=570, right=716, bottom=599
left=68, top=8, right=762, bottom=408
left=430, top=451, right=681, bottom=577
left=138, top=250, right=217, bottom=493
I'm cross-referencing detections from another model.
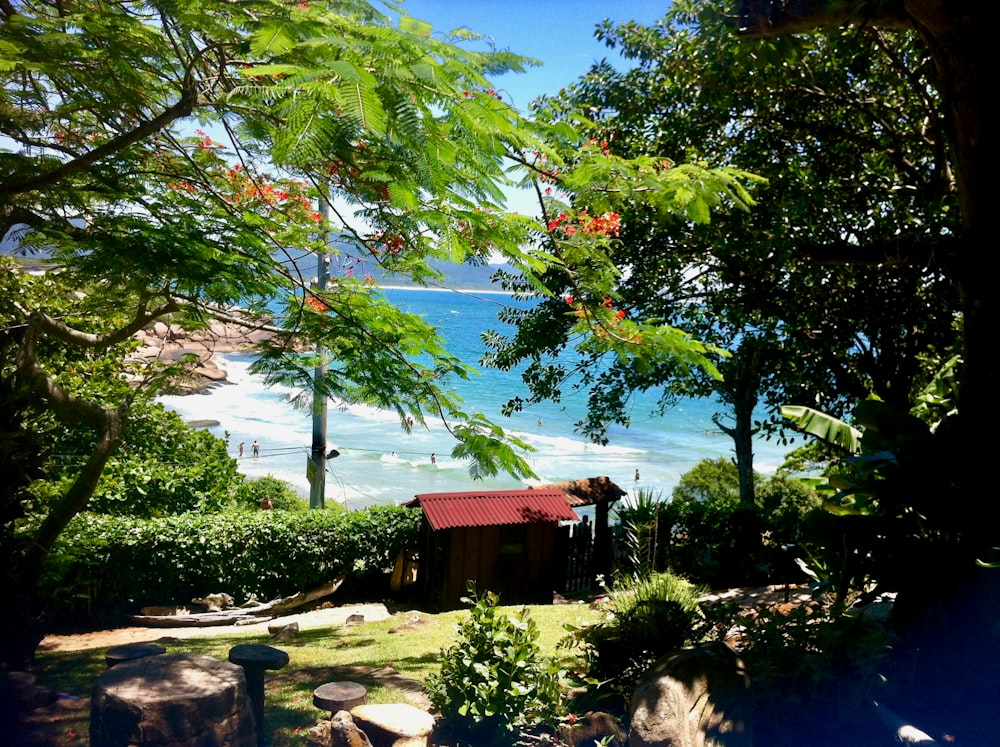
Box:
left=781, top=404, right=861, bottom=453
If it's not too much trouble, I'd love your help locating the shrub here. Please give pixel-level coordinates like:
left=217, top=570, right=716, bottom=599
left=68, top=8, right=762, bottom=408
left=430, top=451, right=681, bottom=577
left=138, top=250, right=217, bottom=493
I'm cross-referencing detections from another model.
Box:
left=561, top=570, right=704, bottom=700
left=615, top=488, right=669, bottom=576
left=43, top=504, right=420, bottom=623
left=664, top=458, right=821, bottom=587
left=426, top=586, right=565, bottom=745
left=86, top=401, right=243, bottom=517
left=700, top=599, right=891, bottom=740
left=233, top=475, right=311, bottom=512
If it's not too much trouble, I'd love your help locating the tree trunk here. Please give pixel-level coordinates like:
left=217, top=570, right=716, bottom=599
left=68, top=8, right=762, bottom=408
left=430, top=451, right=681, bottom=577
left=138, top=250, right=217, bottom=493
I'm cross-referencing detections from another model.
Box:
left=714, top=340, right=762, bottom=507
left=2, top=314, right=131, bottom=670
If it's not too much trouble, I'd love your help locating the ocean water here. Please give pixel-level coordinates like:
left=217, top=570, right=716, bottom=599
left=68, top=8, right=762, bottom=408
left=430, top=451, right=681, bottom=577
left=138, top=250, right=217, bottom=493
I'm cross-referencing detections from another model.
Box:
left=159, top=287, right=794, bottom=510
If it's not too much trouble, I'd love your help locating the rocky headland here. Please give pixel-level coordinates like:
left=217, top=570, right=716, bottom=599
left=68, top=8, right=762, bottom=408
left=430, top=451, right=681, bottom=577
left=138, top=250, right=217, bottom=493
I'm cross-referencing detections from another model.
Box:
left=130, top=319, right=273, bottom=394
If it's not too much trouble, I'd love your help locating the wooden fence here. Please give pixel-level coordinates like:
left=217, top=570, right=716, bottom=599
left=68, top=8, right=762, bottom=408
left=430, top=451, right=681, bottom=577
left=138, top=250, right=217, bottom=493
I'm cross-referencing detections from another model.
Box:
left=560, top=520, right=628, bottom=594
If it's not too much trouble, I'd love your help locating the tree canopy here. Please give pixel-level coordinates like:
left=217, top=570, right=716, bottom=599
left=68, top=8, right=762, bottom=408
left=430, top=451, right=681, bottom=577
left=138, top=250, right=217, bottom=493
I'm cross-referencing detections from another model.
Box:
left=0, top=0, right=753, bottom=667
left=485, top=0, right=959, bottom=505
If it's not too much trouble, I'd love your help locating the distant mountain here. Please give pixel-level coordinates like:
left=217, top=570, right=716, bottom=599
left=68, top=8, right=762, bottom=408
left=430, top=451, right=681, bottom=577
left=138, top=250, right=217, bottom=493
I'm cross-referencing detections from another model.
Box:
left=338, top=257, right=519, bottom=292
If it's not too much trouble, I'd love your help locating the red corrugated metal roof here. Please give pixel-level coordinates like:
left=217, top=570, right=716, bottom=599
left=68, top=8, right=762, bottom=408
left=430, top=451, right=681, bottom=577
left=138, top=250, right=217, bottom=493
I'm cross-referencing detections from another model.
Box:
left=409, top=489, right=579, bottom=530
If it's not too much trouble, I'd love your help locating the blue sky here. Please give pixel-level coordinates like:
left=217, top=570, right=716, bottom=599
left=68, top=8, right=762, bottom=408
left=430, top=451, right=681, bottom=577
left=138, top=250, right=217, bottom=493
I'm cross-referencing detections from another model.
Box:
left=388, top=1, right=668, bottom=112
left=384, top=1, right=668, bottom=216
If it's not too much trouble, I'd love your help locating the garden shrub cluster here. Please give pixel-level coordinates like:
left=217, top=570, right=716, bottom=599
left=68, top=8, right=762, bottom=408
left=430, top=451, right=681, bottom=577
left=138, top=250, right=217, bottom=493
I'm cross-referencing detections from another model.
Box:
left=663, top=458, right=821, bottom=587
left=560, top=570, right=705, bottom=700
left=42, top=504, right=421, bottom=624
left=427, top=586, right=565, bottom=745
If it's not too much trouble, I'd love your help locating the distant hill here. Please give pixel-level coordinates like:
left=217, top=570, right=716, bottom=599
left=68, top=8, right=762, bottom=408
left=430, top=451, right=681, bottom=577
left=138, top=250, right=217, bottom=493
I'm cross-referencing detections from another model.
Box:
left=338, top=257, right=519, bottom=292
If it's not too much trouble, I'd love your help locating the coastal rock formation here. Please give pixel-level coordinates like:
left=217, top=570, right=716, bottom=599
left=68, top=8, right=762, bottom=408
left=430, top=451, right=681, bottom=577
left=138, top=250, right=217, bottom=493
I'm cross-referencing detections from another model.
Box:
left=129, top=319, right=273, bottom=394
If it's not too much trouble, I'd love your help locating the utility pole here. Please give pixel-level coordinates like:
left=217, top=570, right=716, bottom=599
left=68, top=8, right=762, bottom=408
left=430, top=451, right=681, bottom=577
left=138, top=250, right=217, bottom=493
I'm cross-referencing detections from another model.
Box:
left=309, top=195, right=330, bottom=509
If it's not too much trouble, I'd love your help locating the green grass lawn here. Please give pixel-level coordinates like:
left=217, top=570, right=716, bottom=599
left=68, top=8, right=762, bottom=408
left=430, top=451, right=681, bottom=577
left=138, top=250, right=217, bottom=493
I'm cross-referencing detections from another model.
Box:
left=25, top=602, right=602, bottom=746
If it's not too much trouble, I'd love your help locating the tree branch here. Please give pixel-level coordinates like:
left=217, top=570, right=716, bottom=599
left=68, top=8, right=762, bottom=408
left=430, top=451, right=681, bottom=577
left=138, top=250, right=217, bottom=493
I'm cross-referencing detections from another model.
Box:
left=16, top=298, right=180, bottom=350
left=794, top=235, right=957, bottom=267
left=17, top=401, right=127, bottom=593
left=735, top=0, right=912, bottom=38
left=0, top=77, right=199, bottom=199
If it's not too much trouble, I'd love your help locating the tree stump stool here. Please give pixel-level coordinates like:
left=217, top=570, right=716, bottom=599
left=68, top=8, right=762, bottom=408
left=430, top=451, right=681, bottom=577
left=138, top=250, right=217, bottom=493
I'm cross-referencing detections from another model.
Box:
left=350, top=703, right=434, bottom=747
left=313, top=680, right=368, bottom=718
left=90, top=652, right=254, bottom=746
left=228, top=643, right=289, bottom=747
left=105, top=642, right=166, bottom=668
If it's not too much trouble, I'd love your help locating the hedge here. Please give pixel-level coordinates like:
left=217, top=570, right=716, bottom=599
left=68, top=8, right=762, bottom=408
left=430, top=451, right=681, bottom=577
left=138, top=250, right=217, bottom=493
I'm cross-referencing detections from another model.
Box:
left=44, top=504, right=421, bottom=623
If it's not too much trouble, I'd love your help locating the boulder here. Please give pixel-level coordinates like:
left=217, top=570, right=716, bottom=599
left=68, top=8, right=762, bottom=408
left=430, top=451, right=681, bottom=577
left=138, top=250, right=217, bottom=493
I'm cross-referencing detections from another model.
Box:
left=350, top=704, right=434, bottom=747
left=629, top=641, right=752, bottom=747
left=306, top=711, right=376, bottom=747
left=269, top=621, right=300, bottom=641
left=331, top=710, right=375, bottom=747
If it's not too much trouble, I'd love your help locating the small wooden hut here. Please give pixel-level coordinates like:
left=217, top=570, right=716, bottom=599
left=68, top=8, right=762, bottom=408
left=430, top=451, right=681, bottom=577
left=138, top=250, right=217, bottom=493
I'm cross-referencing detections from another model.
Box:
left=405, top=489, right=579, bottom=610
left=531, top=476, right=627, bottom=582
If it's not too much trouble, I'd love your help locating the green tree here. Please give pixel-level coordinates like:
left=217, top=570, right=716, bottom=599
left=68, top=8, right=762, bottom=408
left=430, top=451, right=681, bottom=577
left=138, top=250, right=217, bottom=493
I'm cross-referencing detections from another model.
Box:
left=666, top=457, right=820, bottom=586
left=0, top=0, right=749, bottom=670
left=736, top=1, right=998, bottom=735
left=486, top=0, right=958, bottom=509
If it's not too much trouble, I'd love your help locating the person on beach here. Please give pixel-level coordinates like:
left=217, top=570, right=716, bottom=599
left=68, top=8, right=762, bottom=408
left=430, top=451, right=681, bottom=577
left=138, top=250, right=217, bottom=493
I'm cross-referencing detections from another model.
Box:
left=259, top=495, right=273, bottom=510
left=252, top=440, right=260, bottom=456
left=430, top=452, right=436, bottom=464
left=238, top=442, right=245, bottom=457
left=635, top=469, right=640, bottom=481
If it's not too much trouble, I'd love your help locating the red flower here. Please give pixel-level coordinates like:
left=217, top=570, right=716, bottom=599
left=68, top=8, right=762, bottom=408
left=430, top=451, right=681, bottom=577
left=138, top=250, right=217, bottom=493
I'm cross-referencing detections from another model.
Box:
left=305, top=295, right=328, bottom=312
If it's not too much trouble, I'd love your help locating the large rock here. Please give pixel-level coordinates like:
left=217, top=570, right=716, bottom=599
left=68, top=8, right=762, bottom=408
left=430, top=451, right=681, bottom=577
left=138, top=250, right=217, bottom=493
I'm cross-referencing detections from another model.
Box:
left=349, top=704, right=434, bottom=747
left=127, top=318, right=274, bottom=394
left=629, top=641, right=753, bottom=747
left=307, top=711, right=375, bottom=747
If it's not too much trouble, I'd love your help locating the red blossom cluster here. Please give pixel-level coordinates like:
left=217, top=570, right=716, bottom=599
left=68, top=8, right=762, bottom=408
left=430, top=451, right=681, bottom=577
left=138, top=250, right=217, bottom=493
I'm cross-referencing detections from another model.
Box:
left=368, top=231, right=404, bottom=255
left=586, top=138, right=611, bottom=156
left=220, top=166, right=322, bottom=221
left=305, top=294, right=328, bottom=312
left=565, top=294, right=633, bottom=339
left=546, top=210, right=621, bottom=237
left=194, top=129, right=225, bottom=152
left=461, top=87, right=502, bottom=101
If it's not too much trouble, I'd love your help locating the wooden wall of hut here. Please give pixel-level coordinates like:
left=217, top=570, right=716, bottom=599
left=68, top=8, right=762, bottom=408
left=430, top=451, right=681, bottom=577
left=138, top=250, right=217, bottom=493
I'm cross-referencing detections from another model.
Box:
left=419, top=520, right=564, bottom=610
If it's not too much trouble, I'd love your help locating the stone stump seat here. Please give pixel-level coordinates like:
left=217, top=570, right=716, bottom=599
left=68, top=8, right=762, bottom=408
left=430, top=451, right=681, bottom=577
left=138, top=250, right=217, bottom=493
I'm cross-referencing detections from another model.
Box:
left=350, top=703, right=434, bottom=747
left=228, top=643, right=289, bottom=747
left=105, top=642, right=166, bottom=668
left=314, top=680, right=368, bottom=718
left=90, top=652, right=254, bottom=747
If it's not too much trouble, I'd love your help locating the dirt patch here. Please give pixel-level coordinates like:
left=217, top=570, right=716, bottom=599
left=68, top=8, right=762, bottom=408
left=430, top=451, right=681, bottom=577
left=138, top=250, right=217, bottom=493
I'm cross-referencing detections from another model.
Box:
left=37, top=602, right=393, bottom=654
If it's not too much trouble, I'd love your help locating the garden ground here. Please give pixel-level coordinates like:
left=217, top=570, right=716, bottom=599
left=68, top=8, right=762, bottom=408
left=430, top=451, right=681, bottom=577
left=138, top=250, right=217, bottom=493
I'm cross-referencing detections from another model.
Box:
left=14, top=586, right=822, bottom=745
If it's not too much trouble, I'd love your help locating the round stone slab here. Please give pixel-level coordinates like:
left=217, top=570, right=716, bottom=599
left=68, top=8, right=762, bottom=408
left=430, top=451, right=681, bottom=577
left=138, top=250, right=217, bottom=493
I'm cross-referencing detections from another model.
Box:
left=314, top=680, right=368, bottom=713
left=227, top=643, right=290, bottom=671
left=105, top=642, right=166, bottom=668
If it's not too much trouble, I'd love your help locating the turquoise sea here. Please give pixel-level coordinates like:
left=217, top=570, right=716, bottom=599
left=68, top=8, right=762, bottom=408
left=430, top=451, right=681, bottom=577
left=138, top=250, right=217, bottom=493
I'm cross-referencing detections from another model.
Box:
left=159, top=286, right=795, bottom=510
